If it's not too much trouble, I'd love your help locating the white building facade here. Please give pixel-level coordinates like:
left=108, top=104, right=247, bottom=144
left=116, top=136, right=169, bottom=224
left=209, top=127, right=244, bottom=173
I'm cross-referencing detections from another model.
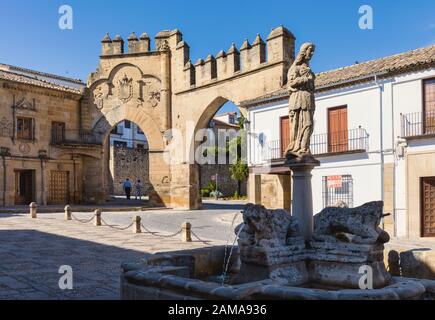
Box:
left=245, top=45, right=435, bottom=240
left=109, top=120, right=148, bottom=149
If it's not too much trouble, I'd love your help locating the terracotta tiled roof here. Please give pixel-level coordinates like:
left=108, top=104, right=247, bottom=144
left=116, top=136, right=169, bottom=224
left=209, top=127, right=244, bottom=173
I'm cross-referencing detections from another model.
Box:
left=211, top=118, right=240, bottom=128
left=241, top=44, right=435, bottom=107
left=0, top=68, right=83, bottom=95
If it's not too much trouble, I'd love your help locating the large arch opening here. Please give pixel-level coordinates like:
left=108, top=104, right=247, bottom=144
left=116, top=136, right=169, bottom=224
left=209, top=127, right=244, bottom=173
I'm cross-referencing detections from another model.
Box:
left=90, top=108, right=170, bottom=207
left=194, top=98, right=248, bottom=204
left=105, top=120, right=151, bottom=203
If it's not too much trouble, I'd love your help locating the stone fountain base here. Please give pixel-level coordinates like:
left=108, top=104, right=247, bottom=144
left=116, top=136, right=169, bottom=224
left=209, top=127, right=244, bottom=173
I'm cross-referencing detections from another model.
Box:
left=120, top=246, right=435, bottom=300
left=120, top=202, right=435, bottom=300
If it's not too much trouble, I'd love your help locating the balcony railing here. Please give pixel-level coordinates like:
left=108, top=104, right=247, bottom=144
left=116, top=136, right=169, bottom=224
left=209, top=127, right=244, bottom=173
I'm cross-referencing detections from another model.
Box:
left=263, top=128, right=368, bottom=161
left=51, top=129, right=101, bottom=145
left=401, top=110, right=435, bottom=138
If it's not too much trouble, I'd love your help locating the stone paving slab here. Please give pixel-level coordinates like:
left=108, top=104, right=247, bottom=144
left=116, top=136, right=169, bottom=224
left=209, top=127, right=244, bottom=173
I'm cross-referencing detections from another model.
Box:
left=0, top=214, right=214, bottom=300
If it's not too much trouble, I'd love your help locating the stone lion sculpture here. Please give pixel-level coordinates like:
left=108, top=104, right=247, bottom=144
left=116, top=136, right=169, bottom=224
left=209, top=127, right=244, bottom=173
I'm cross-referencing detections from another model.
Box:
left=313, top=201, right=390, bottom=244
left=236, top=204, right=301, bottom=248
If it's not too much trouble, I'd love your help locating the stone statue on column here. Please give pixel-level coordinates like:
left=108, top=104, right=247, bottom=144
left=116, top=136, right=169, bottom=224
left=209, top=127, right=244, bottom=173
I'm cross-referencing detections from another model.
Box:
left=285, top=43, right=316, bottom=159
left=284, top=42, right=319, bottom=241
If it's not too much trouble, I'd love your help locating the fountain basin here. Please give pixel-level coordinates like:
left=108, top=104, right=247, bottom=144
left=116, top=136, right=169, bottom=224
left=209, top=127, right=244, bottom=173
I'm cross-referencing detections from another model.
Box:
left=120, top=246, right=435, bottom=300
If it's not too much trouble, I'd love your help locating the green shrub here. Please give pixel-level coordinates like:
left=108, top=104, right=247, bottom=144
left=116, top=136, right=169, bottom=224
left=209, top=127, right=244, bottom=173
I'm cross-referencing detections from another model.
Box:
left=201, top=188, right=210, bottom=197
left=206, top=181, right=217, bottom=192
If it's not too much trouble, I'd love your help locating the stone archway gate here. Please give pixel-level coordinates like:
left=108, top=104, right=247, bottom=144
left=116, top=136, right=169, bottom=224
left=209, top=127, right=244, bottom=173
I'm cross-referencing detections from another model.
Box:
left=80, top=27, right=295, bottom=209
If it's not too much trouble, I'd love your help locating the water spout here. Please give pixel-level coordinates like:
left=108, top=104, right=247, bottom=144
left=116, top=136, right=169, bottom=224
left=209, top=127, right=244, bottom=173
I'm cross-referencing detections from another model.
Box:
left=221, top=223, right=244, bottom=286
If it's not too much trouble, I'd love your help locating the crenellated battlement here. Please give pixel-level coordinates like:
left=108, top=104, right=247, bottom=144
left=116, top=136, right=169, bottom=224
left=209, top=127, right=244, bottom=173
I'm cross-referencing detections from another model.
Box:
left=101, top=31, right=156, bottom=56
left=178, top=26, right=295, bottom=90
left=99, top=26, right=295, bottom=90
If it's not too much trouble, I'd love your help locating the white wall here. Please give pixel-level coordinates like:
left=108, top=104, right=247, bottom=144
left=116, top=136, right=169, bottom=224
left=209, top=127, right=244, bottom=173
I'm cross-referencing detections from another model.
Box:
left=109, top=121, right=148, bottom=148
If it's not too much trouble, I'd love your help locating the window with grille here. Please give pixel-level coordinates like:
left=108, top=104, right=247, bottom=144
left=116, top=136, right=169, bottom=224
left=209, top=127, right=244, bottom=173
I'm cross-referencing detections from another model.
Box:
left=322, top=175, right=353, bottom=208
left=424, top=78, right=435, bottom=135
left=17, top=117, right=34, bottom=140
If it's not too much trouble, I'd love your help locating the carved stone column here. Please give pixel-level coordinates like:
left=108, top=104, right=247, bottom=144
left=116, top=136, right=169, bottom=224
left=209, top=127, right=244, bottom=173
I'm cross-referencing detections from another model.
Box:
left=286, top=156, right=320, bottom=241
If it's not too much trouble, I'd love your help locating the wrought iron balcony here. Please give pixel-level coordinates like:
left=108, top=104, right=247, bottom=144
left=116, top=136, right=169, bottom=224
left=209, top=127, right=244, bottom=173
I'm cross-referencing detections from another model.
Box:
left=401, top=110, right=435, bottom=138
left=51, top=129, right=101, bottom=146
left=263, top=128, right=369, bottom=161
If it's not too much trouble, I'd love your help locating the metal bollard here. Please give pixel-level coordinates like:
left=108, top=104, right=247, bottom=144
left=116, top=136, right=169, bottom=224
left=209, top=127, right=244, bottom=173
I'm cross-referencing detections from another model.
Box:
left=182, top=222, right=192, bottom=242
left=133, top=216, right=141, bottom=234
left=94, top=209, right=102, bottom=226
left=64, top=205, right=72, bottom=221
left=29, top=202, right=37, bottom=219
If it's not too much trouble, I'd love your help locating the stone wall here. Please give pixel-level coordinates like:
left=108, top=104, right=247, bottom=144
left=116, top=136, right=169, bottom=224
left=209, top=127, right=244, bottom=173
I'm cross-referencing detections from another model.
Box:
left=247, top=173, right=292, bottom=212
left=110, top=146, right=151, bottom=196
left=383, top=163, right=395, bottom=236
left=199, top=164, right=246, bottom=197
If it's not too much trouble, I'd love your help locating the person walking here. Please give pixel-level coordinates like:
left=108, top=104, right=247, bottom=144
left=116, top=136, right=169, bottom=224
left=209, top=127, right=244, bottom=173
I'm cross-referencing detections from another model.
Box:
left=135, top=179, right=143, bottom=200
left=123, top=178, right=132, bottom=200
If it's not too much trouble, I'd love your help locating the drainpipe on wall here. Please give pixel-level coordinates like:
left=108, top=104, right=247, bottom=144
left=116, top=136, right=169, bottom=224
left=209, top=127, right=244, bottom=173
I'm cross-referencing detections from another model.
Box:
left=0, top=148, right=10, bottom=207
left=390, top=83, right=398, bottom=238
left=161, top=47, right=172, bottom=133
left=2, top=156, right=5, bottom=207
left=72, top=152, right=77, bottom=204
left=374, top=75, right=386, bottom=229
left=38, top=150, right=48, bottom=206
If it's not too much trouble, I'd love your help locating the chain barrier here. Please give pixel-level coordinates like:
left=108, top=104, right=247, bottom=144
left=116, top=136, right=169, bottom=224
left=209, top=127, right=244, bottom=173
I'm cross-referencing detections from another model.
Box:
left=68, top=211, right=214, bottom=243
left=139, top=223, right=183, bottom=238
left=101, top=218, right=134, bottom=231
left=190, top=230, right=212, bottom=244
left=71, top=213, right=96, bottom=224
left=139, top=223, right=159, bottom=234
left=152, top=228, right=183, bottom=239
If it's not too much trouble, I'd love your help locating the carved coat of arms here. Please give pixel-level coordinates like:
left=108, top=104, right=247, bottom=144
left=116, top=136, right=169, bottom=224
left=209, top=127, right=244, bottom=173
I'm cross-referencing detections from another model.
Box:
left=118, top=74, right=133, bottom=103
left=93, top=85, right=106, bottom=109
left=138, top=78, right=161, bottom=108
left=148, top=91, right=161, bottom=108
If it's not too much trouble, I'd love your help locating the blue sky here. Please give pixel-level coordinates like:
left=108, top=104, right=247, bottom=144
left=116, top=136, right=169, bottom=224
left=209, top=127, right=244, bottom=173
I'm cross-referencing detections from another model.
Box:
left=0, top=0, right=434, bottom=114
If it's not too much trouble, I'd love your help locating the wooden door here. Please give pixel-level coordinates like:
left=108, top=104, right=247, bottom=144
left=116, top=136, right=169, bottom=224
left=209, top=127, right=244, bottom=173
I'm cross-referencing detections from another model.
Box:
left=328, top=106, right=348, bottom=153
left=423, top=78, right=435, bottom=134
left=422, top=177, right=435, bottom=237
left=280, top=116, right=290, bottom=158
left=49, top=171, right=69, bottom=205
left=15, top=170, right=35, bottom=205
left=52, top=122, right=65, bottom=144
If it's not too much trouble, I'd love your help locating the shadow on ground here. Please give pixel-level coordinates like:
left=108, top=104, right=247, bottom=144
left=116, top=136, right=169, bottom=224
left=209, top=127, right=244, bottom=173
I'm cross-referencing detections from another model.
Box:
left=0, top=230, right=150, bottom=300
left=387, top=248, right=435, bottom=280
left=202, top=202, right=246, bottom=211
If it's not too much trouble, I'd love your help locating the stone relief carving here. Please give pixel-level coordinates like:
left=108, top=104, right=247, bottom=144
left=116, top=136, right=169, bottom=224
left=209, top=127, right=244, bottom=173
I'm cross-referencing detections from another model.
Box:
left=15, top=97, right=36, bottom=111
left=93, top=83, right=109, bottom=109
left=145, top=78, right=162, bottom=108
left=236, top=204, right=302, bottom=248
left=19, top=143, right=31, bottom=155
left=157, top=40, right=170, bottom=52
left=0, top=117, right=13, bottom=137
left=138, top=78, right=162, bottom=108
left=147, top=90, right=161, bottom=108
left=313, top=201, right=390, bottom=244
left=117, top=74, right=134, bottom=103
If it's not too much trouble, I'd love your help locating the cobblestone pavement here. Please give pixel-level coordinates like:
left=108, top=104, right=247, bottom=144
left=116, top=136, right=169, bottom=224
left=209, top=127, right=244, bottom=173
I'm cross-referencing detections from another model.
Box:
left=0, top=210, right=226, bottom=300
left=30, top=200, right=245, bottom=243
